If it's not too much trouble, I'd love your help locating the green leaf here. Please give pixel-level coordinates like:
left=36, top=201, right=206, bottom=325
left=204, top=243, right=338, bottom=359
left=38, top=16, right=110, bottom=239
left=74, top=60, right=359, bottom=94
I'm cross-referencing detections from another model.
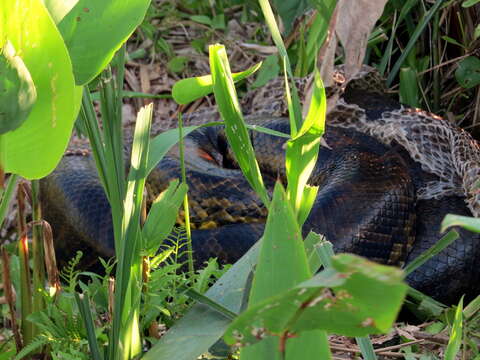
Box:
left=167, top=56, right=189, bottom=73
left=399, top=67, right=419, bottom=108
left=142, top=180, right=188, bottom=254
left=251, top=55, right=280, bottom=89
left=58, top=0, right=150, bottom=85
left=441, top=213, right=480, bottom=233
left=304, top=0, right=337, bottom=73
left=0, top=0, right=80, bottom=179
left=286, top=69, right=326, bottom=217
left=209, top=44, right=269, bottom=206
left=111, top=104, right=154, bottom=359
left=445, top=297, right=464, bottom=360
left=455, top=56, right=480, bottom=89
left=225, top=254, right=408, bottom=347
left=0, top=41, right=37, bottom=134
left=240, top=183, right=330, bottom=359
left=190, top=15, right=212, bottom=26
left=403, top=230, right=459, bottom=275
left=462, top=0, right=480, bottom=7
left=271, top=0, right=310, bottom=34
left=172, top=62, right=262, bottom=105
left=474, top=24, right=480, bottom=41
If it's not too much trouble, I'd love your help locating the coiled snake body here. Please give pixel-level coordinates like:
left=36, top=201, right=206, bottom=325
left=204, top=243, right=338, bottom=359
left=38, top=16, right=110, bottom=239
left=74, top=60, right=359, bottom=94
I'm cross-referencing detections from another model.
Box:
left=41, top=68, right=480, bottom=304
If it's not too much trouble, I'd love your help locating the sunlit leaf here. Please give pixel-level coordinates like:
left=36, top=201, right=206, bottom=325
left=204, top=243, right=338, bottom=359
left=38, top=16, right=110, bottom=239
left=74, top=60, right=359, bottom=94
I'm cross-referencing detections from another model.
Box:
left=0, top=41, right=37, bottom=134
left=172, top=62, right=262, bottom=105
left=0, top=0, right=80, bottom=179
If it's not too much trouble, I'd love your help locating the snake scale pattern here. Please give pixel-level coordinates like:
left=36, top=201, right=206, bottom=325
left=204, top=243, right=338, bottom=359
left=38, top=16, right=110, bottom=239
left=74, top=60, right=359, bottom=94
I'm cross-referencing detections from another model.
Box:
left=40, top=66, right=480, bottom=304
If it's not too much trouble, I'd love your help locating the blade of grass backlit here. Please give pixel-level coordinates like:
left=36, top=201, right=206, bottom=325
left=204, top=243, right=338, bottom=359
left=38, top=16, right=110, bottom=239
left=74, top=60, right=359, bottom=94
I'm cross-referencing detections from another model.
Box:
left=209, top=44, right=269, bottom=206
left=445, top=297, right=464, bottom=360
left=441, top=214, right=480, bottom=233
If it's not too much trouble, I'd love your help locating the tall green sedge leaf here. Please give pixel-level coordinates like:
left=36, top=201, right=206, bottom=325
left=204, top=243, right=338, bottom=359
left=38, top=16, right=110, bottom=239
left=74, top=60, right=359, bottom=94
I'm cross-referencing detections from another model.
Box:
left=403, top=230, right=459, bottom=275
left=209, top=44, right=269, bottom=206
left=445, top=297, right=464, bottom=360
left=286, top=69, right=326, bottom=220
left=110, top=104, right=152, bottom=360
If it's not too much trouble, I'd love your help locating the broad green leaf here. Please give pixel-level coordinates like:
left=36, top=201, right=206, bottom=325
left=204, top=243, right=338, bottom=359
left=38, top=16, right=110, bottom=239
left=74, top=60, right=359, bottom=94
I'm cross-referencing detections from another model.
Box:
left=143, top=241, right=261, bottom=360
left=0, top=41, right=37, bottom=134
left=455, top=56, right=480, bottom=89
left=0, top=0, right=80, bottom=179
left=112, top=104, right=153, bottom=359
left=241, top=183, right=330, bottom=360
left=172, top=62, right=262, bottom=105
left=58, top=0, right=150, bottom=85
left=441, top=214, right=480, bottom=233
left=225, top=254, right=408, bottom=346
left=43, top=0, right=78, bottom=24
left=209, top=44, right=269, bottom=206
left=142, top=179, right=188, bottom=254
left=445, top=297, right=464, bottom=360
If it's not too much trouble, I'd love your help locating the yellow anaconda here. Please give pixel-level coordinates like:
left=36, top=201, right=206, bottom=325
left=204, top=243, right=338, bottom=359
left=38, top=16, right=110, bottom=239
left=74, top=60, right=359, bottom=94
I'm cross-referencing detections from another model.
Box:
left=40, top=68, right=480, bottom=304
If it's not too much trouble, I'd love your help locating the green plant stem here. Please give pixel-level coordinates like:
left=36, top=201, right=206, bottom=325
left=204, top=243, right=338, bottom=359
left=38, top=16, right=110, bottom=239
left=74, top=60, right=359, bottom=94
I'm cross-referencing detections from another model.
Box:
left=31, top=180, right=45, bottom=338
left=178, top=114, right=194, bottom=276
left=17, top=185, right=33, bottom=348
left=0, top=174, right=19, bottom=228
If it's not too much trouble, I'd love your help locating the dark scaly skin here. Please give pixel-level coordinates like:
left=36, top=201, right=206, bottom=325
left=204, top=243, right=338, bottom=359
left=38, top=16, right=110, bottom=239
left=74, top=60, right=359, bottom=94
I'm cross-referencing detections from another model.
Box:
left=41, top=118, right=480, bottom=305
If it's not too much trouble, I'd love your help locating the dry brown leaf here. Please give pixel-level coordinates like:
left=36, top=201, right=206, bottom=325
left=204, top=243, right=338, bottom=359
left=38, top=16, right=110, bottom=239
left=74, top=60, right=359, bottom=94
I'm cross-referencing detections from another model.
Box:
left=335, top=0, right=388, bottom=81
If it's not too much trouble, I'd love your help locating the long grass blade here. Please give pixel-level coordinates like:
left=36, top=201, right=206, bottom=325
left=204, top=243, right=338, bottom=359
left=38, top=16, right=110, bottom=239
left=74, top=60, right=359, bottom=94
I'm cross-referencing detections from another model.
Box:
left=403, top=230, right=459, bottom=275
left=75, top=293, right=103, bottom=360
left=445, top=297, right=464, bottom=360
left=386, top=0, right=446, bottom=86
left=209, top=44, right=270, bottom=206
